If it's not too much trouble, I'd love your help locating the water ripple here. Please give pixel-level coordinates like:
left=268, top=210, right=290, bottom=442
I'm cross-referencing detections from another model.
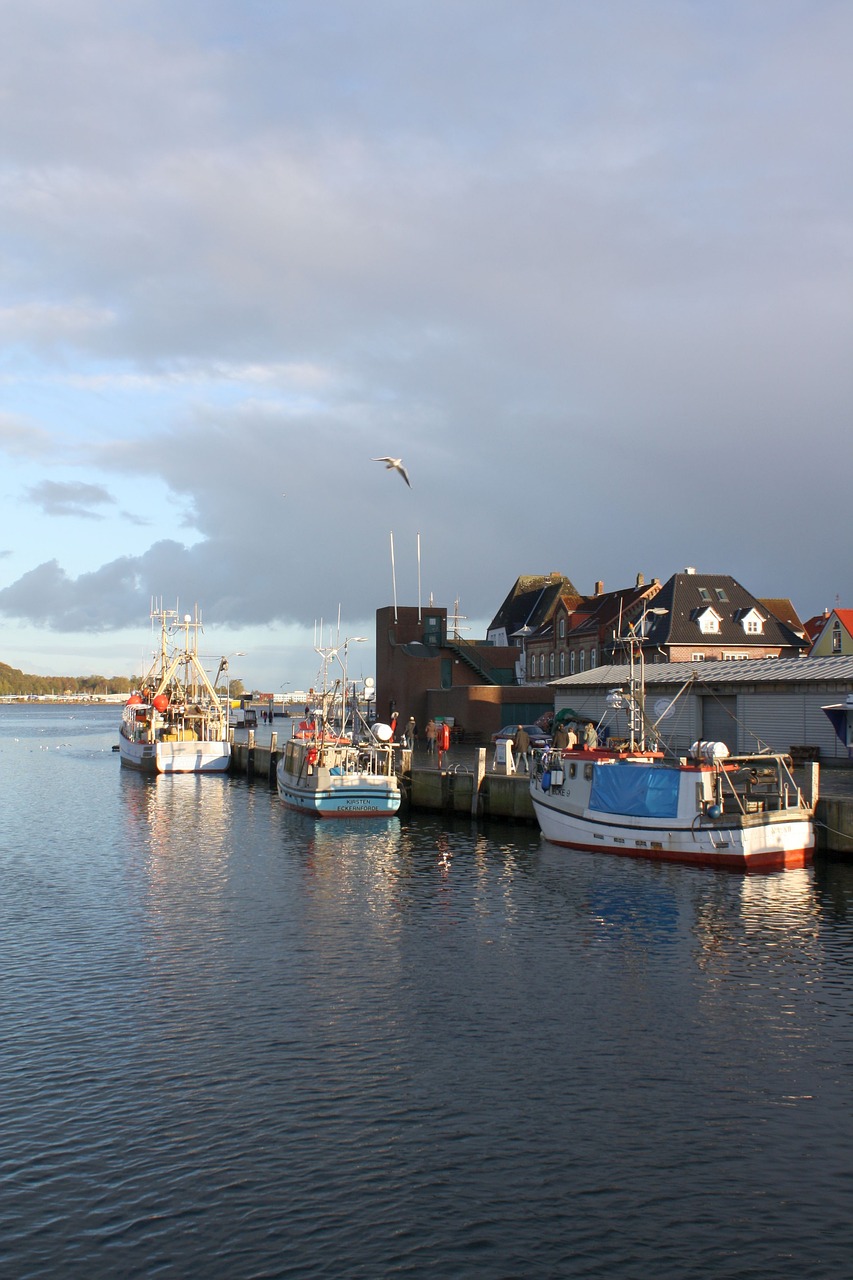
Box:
left=2, top=707, right=853, bottom=1277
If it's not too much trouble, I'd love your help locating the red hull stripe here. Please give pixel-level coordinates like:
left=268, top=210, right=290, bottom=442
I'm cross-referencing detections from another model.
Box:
left=542, top=837, right=812, bottom=873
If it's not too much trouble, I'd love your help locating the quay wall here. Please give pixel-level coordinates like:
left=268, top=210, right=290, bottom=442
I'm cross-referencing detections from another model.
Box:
left=230, top=732, right=853, bottom=852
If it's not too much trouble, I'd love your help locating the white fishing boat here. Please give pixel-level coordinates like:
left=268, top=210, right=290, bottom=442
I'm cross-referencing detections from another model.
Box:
left=276, top=630, right=401, bottom=817
left=530, top=642, right=815, bottom=872
left=119, top=605, right=231, bottom=774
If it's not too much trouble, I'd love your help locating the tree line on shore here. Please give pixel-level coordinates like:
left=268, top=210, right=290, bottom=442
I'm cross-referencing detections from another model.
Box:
left=0, top=661, right=247, bottom=699
left=0, top=661, right=137, bottom=698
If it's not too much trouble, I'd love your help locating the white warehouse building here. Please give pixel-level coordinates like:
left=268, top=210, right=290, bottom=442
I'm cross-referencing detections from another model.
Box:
left=549, top=656, right=853, bottom=764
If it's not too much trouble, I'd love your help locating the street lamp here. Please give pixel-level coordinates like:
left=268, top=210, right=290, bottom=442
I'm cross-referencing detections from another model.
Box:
left=337, top=637, right=367, bottom=737
left=513, top=625, right=533, bottom=685
left=214, top=652, right=247, bottom=718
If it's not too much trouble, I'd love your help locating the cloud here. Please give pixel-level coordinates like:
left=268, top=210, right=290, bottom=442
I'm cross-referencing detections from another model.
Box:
left=25, top=480, right=116, bottom=519
left=0, top=0, right=850, bottom=668
left=0, top=413, right=58, bottom=458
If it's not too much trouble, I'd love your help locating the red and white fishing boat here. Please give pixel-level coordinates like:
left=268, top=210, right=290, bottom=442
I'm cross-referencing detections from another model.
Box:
left=119, top=604, right=231, bottom=775
left=530, top=643, right=815, bottom=872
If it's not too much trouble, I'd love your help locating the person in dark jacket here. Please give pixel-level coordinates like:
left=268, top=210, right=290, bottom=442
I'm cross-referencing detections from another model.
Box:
left=513, top=725, right=531, bottom=773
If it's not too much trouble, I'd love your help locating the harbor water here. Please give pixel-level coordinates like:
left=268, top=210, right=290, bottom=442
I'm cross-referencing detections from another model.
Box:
left=2, top=704, right=853, bottom=1279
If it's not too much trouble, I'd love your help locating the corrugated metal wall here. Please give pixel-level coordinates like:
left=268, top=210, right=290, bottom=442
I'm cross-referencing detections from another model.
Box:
left=556, top=685, right=849, bottom=761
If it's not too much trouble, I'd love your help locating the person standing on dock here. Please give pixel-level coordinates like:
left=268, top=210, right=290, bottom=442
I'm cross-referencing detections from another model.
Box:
left=513, top=725, right=531, bottom=773
left=426, top=719, right=436, bottom=755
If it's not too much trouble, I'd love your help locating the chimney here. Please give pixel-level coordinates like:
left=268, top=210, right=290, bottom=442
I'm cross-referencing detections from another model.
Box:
left=636, top=572, right=644, bottom=588
left=684, top=566, right=696, bottom=575
left=594, top=580, right=604, bottom=596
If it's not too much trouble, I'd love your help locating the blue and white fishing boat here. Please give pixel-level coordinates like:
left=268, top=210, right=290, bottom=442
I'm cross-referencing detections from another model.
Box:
left=275, top=628, right=401, bottom=817
left=276, top=729, right=401, bottom=817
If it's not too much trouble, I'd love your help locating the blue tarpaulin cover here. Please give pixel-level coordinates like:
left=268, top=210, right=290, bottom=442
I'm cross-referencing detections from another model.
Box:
left=589, top=764, right=680, bottom=818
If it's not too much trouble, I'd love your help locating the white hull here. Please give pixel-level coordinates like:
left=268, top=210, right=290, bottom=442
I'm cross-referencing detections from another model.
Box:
left=119, top=733, right=230, bottom=774
left=531, top=750, right=814, bottom=872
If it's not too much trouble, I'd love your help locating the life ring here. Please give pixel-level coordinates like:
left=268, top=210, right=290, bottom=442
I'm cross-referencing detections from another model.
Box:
left=307, top=748, right=318, bottom=766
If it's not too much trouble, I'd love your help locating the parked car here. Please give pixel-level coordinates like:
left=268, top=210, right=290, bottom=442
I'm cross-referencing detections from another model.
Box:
left=490, top=723, right=551, bottom=749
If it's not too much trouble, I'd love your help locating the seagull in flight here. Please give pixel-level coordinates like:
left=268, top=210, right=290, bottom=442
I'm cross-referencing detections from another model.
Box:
left=372, top=456, right=411, bottom=487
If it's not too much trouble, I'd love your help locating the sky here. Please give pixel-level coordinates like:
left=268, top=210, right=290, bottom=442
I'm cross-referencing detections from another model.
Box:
left=1, top=0, right=850, bottom=694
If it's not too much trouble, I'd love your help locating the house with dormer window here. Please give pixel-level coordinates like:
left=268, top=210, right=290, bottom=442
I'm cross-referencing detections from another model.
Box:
left=629, top=569, right=808, bottom=664
left=523, top=575, right=664, bottom=684
left=695, top=606, right=722, bottom=635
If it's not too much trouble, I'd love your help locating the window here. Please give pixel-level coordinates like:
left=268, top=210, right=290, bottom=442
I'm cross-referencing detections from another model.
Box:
left=539, top=654, right=545, bottom=678
left=570, top=652, right=576, bottom=675
left=691, top=653, right=706, bottom=661
left=715, top=587, right=729, bottom=602
left=740, top=609, right=764, bottom=636
left=832, top=621, right=842, bottom=653
left=723, top=653, right=749, bottom=661
left=590, top=648, right=596, bottom=669
left=559, top=618, right=565, bottom=639
left=579, top=650, right=585, bottom=672
left=529, top=654, right=536, bottom=678
left=549, top=652, right=555, bottom=677
left=698, top=587, right=711, bottom=601
left=698, top=608, right=720, bottom=634
left=559, top=652, right=565, bottom=676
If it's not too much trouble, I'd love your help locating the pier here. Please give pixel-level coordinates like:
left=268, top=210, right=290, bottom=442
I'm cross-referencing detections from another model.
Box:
left=232, top=725, right=853, bottom=852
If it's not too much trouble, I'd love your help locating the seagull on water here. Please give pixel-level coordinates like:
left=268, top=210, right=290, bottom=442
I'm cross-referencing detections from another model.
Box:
left=372, top=456, right=411, bottom=487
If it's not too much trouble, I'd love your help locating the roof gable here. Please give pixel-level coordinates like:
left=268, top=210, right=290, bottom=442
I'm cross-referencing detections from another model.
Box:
left=487, top=574, right=579, bottom=640
left=808, top=608, right=853, bottom=656
left=645, top=572, right=807, bottom=650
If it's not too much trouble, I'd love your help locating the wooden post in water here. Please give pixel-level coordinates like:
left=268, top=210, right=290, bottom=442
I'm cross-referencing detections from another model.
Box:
left=473, top=748, right=486, bottom=816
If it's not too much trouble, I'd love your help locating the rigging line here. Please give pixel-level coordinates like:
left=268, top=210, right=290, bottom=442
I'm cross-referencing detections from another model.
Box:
left=812, top=817, right=852, bottom=841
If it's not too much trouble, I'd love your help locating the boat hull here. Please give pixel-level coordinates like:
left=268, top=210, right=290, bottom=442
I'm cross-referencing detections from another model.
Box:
left=119, top=734, right=231, bottom=774
left=530, top=750, right=815, bottom=872
left=277, top=772, right=400, bottom=817
left=531, top=794, right=812, bottom=871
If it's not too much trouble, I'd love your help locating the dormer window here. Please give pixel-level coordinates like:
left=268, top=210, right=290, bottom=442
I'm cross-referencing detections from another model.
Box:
left=740, top=608, right=764, bottom=636
left=696, top=607, right=721, bottom=635
left=832, top=620, right=841, bottom=653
